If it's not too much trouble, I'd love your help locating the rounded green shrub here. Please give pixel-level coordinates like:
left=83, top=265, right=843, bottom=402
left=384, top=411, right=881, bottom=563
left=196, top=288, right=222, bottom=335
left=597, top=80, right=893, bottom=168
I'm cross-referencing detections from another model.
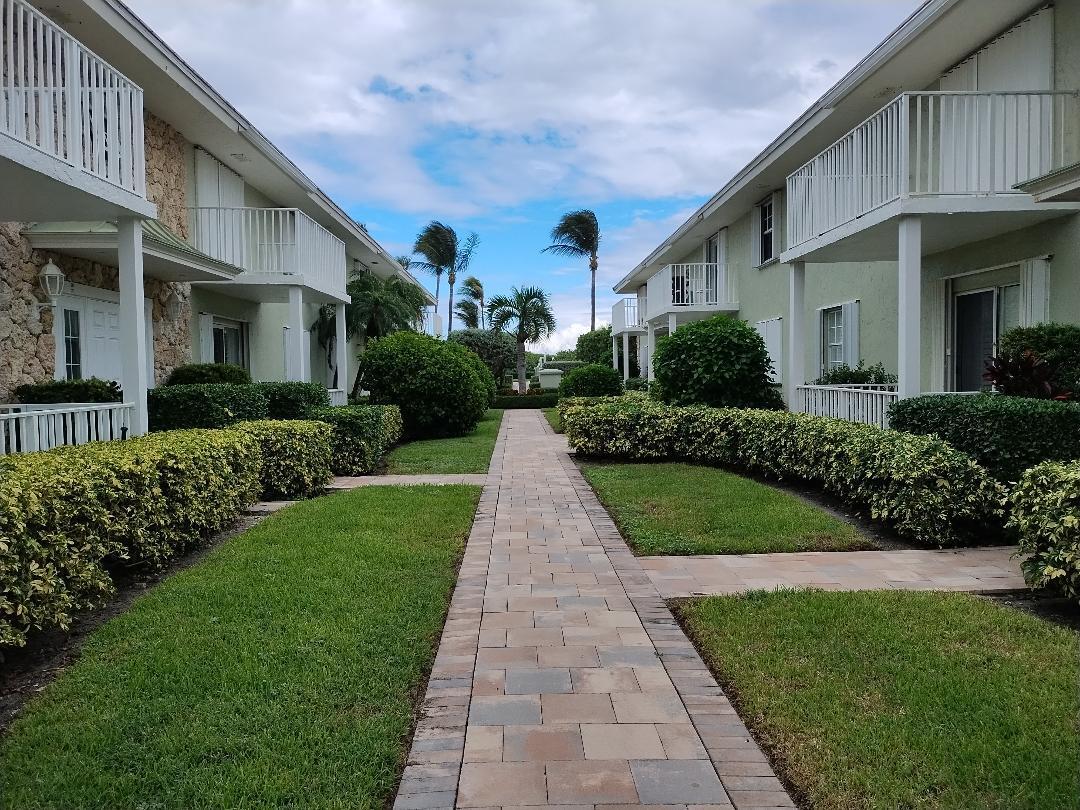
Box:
left=165, top=363, right=252, bottom=386
left=448, top=329, right=517, bottom=381
left=625, top=377, right=649, bottom=392
left=652, top=315, right=782, bottom=409
left=998, top=322, right=1080, bottom=395
left=252, top=381, right=330, bottom=419
left=14, top=377, right=121, bottom=403
left=358, top=332, right=492, bottom=437
left=559, top=364, right=624, bottom=398
left=148, top=384, right=268, bottom=431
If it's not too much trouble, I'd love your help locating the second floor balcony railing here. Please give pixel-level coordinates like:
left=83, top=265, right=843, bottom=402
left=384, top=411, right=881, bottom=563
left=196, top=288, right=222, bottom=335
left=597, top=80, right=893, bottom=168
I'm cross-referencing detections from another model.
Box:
left=188, top=206, right=346, bottom=296
left=1, top=0, right=146, bottom=196
left=611, top=298, right=644, bottom=333
left=644, top=263, right=737, bottom=322
left=786, top=90, right=1080, bottom=250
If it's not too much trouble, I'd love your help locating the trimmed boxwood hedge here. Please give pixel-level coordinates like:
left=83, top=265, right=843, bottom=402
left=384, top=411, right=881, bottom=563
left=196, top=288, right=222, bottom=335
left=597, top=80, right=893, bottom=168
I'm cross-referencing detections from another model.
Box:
left=311, top=405, right=403, bottom=475
left=494, top=393, right=559, bottom=409
left=1009, top=460, right=1080, bottom=603
left=164, top=363, right=251, bottom=386
left=148, top=384, right=268, bottom=431
left=253, top=381, right=330, bottom=419
left=560, top=396, right=1004, bottom=547
left=14, top=377, right=121, bottom=404
left=0, top=428, right=263, bottom=648
left=234, top=420, right=333, bottom=500
left=889, top=394, right=1080, bottom=482
left=559, top=364, right=624, bottom=398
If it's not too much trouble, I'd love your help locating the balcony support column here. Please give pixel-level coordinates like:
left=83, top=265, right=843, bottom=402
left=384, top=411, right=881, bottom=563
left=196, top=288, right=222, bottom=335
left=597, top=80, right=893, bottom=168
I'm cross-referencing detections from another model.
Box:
left=785, top=261, right=805, bottom=410
left=646, top=323, right=655, bottom=381
left=286, top=285, right=306, bottom=382
left=897, top=215, right=922, bottom=399
left=668, top=313, right=677, bottom=335
left=612, top=335, right=619, bottom=370
left=621, top=333, right=630, bottom=380
left=335, top=301, right=348, bottom=391
left=118, top=217, right=148, bottom=436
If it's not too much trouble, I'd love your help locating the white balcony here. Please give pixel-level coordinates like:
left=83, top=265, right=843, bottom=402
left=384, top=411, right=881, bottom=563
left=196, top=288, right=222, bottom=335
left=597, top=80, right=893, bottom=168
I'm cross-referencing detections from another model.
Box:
left=0, top=0, right=153, bottom=220
left=644, top=263, right=737, bottom=324
left=784, top=91, right=1080, bottom=262
left=187, top=207, right=347, bottom=302
left=611, top=298, right=645, bottom=335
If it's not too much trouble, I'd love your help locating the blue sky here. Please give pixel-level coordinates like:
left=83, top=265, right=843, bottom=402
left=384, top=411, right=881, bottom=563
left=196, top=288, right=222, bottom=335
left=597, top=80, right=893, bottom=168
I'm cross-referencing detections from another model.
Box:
left=128, top=0, right=917, bottom=350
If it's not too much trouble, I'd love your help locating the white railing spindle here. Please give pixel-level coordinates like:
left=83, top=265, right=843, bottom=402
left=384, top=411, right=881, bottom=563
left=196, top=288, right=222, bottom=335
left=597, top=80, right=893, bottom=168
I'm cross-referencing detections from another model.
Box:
left=0, top=402, right=134, bottom=455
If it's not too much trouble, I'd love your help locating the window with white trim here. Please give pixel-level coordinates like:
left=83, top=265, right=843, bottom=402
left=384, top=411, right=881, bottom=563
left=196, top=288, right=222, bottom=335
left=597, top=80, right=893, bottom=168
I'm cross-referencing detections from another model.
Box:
left=63, top=308, right=82, bottom=380
left=821, top=306, right=844, bottom=373
left=751, top=194, right=779, bottom=267
left=212, top=318, right=248, bottom=368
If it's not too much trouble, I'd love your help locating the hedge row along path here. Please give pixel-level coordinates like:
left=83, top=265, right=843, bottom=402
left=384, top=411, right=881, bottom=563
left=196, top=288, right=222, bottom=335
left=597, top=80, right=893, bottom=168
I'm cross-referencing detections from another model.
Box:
left=394, top=409, right=795, bottom=810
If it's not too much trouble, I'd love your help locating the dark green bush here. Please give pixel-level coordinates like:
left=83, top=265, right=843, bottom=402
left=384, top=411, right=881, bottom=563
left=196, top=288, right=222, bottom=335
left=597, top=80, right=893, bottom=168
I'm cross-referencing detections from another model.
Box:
left=652, top=315, right=783, bottom=409
left=252, top=381, right=330, bottom=419
left=1009, top=461, right=1080, bottom=603
left=148, top=384, right=268, bottom=431
left=448, top=329, right=517, bottom=381
left=561, top=396, right=1004, bottom=547
left=234, top=420, right=333, bottom=499
left=493, top=393, right=559, bottom=409
left=999, top=322, right=1080, bottom=394
left=311, top=405, right=404, bottom=475
left=460, top=347, right=498, bottom=406
left=577, top=325, right=639, bottom=377
left=624, top=377, right=648, bottom=392
left=14, top=377, right=121, bottom=403
left=358, top=332, right=491, bottom=437
left=813, top=361, right=896, bottom=386
left=889, top=394, right=1080, bottom=481
left=0, top=428, right=262, bottom=648
left=165, top=363, right=252, bottom=386
left=559, top=364, right=624, bottom=398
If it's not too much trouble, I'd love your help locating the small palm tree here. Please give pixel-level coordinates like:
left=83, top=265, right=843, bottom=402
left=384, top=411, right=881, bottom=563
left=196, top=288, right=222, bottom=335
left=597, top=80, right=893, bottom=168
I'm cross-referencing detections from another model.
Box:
left=487, top=286, right=557, bottom=394
left=412, top=222, right=479, bottom=336
left=455, top=299, right=480, bottom=329
left=542, top=209, right=600, bottom=330
left=459, top=275, right=485, bottom=329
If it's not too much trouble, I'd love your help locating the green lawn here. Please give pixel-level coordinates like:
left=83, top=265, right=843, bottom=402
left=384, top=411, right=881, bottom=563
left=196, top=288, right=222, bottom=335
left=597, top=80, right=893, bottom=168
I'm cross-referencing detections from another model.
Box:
left=543, top=407, right=562, bottom=433
left=0, top=485, right=482, bottom=810
left=676, top=590, right=1080, bottom=809
left=385, top=409, right=503, bottom=474
left=580, top=461, right=872, bottom=555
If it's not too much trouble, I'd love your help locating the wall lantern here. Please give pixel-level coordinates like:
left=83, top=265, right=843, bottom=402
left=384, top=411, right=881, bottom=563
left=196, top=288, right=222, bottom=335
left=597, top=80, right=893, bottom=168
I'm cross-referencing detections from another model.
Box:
left=164, top=290, right=182, bottom=320
left=37, top=259, right=66, bottom=310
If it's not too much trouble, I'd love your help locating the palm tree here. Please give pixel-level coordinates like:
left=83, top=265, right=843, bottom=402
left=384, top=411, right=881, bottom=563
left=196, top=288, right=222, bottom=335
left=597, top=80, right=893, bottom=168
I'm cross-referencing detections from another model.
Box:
left=455, top=299, right=480, bottom=329
left=459, top=275, right=485, bottom=329
left=542, top=210, right=600, bottom=330
left=312, top=271, right=425, bottom=397
left=412, top=222, right=479, bottom=336
left=487, top=286, right=557, bottom=394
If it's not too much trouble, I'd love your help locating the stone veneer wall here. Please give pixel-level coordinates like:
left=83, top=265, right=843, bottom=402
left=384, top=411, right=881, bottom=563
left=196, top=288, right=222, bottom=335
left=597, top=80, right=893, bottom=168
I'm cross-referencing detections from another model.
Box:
left=0, top=112, right=192, bottom=400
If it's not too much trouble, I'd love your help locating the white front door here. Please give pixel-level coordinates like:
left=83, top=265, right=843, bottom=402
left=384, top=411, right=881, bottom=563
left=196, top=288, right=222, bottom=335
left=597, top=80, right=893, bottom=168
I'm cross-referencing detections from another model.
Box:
left=57, top=289, right=154, bottom=386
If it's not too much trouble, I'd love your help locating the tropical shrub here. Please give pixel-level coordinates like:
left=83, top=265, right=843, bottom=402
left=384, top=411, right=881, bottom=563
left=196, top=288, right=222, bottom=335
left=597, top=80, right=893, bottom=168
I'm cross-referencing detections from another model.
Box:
left=560, top=396, right=1004, bottom=547
left=577, top=325, right=640, bottom=377
left=252, top=381, right=331, bottom=419
left=559, top=364, right=624, bottom=398
left=652, top=315, right=783, bottom=409
left=889, top=394, right=1080, bottom=481
left=448, top=329, right=517, bottom=381
left=1009, top=461, right=1080, bottom=603
left=813, top=361, right=897, bottom=386
left=460, top=346, right=498, bottom=406
left=311, top=405, right=403, bottom=475
left=0, top=428, right=261, bottom=648
left=233, top=420, right=333, bottom=499
left=493, top=393, right=559, bottom=409
left=983, top=350, right=1069, bottom=399
left=164, top=363, right=252, bottom=386
left=998, top=322, right=1080, bottom=395
left=14, top=377, right=121, bottom=403
left=148, top=384, right=268, bottom=431
left=357, top=332, right=490, bottom=437
left=624, top=377, right=649, bottom=392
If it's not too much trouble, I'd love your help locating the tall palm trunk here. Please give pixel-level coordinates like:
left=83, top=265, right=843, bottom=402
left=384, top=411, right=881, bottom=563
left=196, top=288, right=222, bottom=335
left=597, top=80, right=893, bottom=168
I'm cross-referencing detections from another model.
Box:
left=350, top=330, right=369, bottom=399
left=516, top=338, right=527, bottom=395
left=589, top=253, right=598, bottom=331
left=447, top=271, right=455, bottom=336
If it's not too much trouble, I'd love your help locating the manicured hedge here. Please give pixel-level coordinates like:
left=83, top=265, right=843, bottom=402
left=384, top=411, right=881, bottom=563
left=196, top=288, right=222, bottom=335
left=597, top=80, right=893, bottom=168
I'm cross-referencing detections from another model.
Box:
left=559, top=364, right=624, bottom=398
left=14, top=377, right=121, bottom=403
left=561, top=396, right=1004, bottom=547
left=148, top=384, right=268, bottom=431
left=0, top=429, right=262, bottom=648
left=165, top=363, right=252, bottom=386
left=253, top=381, right=330, bottom=419
left=1009, top=461, right=1080, bottom=603
left=234, top=420, right=333, bottom=500
left=311, top=405, right=403, bottom=475
left=494, top=393, right=559, bottom=409
left=889, top=394, right=1080, bottom=482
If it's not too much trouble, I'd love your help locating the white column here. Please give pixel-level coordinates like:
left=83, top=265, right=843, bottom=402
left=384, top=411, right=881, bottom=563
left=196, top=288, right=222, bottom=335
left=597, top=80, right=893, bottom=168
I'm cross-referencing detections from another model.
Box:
left=897, top=215, right=922, bottom=399
left=786, top=261, right=805, bottom=409
left=118, top=217, right=148, bottom=436
left=334, top=301, right=348, bottom=392
left=621, top=333, right=630, bottom=380
left=668, top=313, right=677, bottom=334
left=646, top=323, right=655, bottom=381
left=612, top=335, right=619, bottom=370
left=286, top=285, right=304, bottom=382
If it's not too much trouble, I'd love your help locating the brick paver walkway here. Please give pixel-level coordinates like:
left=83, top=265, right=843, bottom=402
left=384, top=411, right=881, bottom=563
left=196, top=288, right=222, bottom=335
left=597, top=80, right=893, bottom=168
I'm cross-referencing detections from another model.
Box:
left=640, top=547, right=1024, bottom=597
left=394, top=410, right=792, bottom=810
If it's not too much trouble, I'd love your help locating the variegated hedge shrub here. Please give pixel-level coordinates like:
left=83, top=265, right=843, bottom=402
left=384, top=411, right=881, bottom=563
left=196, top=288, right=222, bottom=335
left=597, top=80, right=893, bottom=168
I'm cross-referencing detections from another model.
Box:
left=1009, top=461, right=1080, bottom=603
left=311, top=405, right=404, bottom=475
left=234, top=420, right=333, bottom=500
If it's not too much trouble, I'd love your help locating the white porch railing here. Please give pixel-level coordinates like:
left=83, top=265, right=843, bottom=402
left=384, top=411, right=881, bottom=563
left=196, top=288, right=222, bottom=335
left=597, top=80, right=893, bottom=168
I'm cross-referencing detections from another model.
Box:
left=1, top=0, right=146, bottom=196
left=795, top=384, right=899, bottom=429
left=786, top=90, right=1080, bottom=250
left=327, top=388, right=347, bottom=407
left=0, top=402, right=134, bottom=455
left=187, top=207, right=347, bottom=296
left=644, top=263, right=737, bottom=322
left=611, top=298, right=643, bottom=333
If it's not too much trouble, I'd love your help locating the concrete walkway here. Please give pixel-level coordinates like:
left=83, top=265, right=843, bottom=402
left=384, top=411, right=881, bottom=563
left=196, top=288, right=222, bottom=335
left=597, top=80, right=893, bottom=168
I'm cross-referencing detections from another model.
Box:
left=394, top=410, right=793, bottom=810
left=331, top=474, right=491, bottom=488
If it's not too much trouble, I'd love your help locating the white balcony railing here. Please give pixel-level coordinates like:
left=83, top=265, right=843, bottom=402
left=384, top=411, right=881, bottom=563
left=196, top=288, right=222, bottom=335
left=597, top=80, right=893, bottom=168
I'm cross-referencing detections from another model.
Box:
left=187, top=207, right=346, bottom=295
left=0, top=402, right=134, bottom=454
left=611, top=298, right=644, bottom=333
left=786, top=90, right=1080, bottom=250
left=795, top=384, right=899, bottom=429
left=644, top=263, right=737, bottom=322
left=1, top=0, right=146, bottom=196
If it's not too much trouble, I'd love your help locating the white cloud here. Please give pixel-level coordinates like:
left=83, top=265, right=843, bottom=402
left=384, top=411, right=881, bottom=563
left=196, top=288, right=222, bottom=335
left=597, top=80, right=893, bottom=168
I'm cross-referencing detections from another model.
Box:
left=531, top=322, right=594, bottom=355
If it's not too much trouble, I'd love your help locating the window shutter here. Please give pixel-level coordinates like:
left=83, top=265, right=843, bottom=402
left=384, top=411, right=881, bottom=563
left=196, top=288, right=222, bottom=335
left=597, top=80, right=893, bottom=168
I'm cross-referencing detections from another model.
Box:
left=771, top=191, right=783, bottom=257
left=199, top=313, right=214, bottom=362
left=1021, top=258, right=1049, bottom=326
left=754, top=318, right=783, bottom=384
left=841, top=300, right=860, bottom=367
left=926, top=279, right=946, bottom=390
left=750, top=204, right=761, bottom=268
left=219, top=163, right=244, bottom=208
left=194, top=148, right=222, bottom=207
